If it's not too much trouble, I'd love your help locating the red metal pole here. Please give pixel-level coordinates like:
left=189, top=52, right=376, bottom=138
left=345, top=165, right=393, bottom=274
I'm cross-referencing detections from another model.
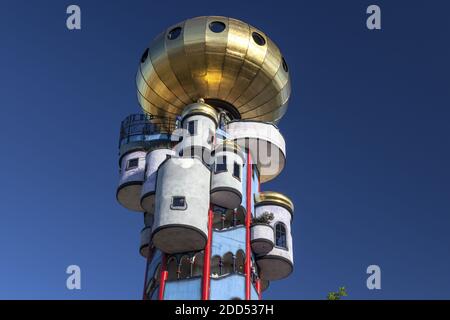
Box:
left=256, top=278, right=262, bottom=300
left=158, top=254, right=167, bottom=300
left=202, top=205, right=214, bottom=300
left=245, top=152, right=252, bottom=300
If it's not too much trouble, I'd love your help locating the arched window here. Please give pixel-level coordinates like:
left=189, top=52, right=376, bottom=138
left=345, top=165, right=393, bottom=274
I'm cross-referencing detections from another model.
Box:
left=275, top=223, right=287, bottom=249
left=222, top=252, right=234, bottom=275
left=192, top=252, right=204, bottom=277
left=179, top=255, right=191, bottom=279
left=211, top=255, right=221, bottom=277
left=166, top=257, right=178, bottom=281
left=235, top=250, right=245, bottom=274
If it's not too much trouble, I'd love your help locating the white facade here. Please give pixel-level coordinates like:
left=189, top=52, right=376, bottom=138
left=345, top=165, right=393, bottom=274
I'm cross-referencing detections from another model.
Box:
left=116, top=150, right=147, bottom=212
left=151, top=157, right=211, bottom=254
left=176, top=105, right=218, bottom=164
left=226, top=121, right=286, bottom=183
left=250, top=223, right=274, bottom=255
left=141, top=148, right=175, bottom=214
left=210, top=145, right=244, bottom=209
left=255, top=204, right=293, bottom=281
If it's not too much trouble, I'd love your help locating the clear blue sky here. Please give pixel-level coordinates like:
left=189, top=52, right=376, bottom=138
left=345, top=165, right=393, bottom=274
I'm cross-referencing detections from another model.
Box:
left=0, top=0, right=449, bottom=299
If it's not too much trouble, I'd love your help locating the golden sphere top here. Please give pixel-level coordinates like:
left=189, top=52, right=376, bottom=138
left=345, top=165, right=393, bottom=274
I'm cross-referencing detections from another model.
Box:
left=136, top=16, right=291, bottom=123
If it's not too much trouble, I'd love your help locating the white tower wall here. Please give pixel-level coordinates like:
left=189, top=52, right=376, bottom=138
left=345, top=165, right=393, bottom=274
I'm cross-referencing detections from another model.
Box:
left=210, top=148, right=244, bottom=209
left=255, top=204, right=293, bottom=280
left=151, top=157, right=210, bottom=254
left=116, top=150, right=147, bottom=212
left=141, top=148, right=175, bottom=214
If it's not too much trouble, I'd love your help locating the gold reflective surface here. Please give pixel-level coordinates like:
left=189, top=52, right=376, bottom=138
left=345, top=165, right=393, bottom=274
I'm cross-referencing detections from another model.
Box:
left=181, top=101, right=219, bottom=124
left=255, top=191, right=294, bottom=214
left=137, top=16, right=291, bottom=123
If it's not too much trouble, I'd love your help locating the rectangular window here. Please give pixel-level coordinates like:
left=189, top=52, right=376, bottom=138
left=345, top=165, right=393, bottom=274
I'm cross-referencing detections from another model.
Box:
left=233, top=161, right=241, bottom=180
left=171, top=196, right=187, bottom=210
left=126, top=158, right=139, bottom=171
left=188, top=120, right=197, bottom=135
left=215, top=156, right=227, bottom=173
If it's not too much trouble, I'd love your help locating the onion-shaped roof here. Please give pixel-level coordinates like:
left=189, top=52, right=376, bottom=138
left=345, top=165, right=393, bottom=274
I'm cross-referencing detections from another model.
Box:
left=136, top=16, right=291, bottom=123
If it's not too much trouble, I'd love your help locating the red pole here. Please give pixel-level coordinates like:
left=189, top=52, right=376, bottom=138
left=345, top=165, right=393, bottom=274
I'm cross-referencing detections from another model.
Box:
left=256, top=278, right=262, bottom=300
left=245, top=152, right=252, bottom=300
left=158, top=254, right=167, bottom=300
left=202, top=205, right=214, bottom=300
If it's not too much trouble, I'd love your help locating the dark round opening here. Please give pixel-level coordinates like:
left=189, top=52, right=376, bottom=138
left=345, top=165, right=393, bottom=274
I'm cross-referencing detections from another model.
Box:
left=167, top=27, right=182, bottom=40
left=204, top=98, right=241, bottom=120
left=282, top=57, right=288, bottom=72
left=209, top=21, right=226, bottom=33
left=140, top=48, right=149, bottom=63
left=252, top=32, right=266, bottom=46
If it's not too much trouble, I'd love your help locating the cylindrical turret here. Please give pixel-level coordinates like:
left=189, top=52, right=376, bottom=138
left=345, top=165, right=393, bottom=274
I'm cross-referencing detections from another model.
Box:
left=116, top=114, right=175, bottom=212
left=254, top=192, right=294, bottom=281
left=176, top=101, right=218, bottom=163
left=140, top=212, right=154, bottom=258
left=140, top=148, right=175, bottom=214
left=226, top=121, right=286, bottom=183
left=210, top=140, right=244, bottom=209
left=251, top=223, right=274, bottom=255
left=151, top=157, right=210, bottom=253
left=117, top=150, right=147, bottom=212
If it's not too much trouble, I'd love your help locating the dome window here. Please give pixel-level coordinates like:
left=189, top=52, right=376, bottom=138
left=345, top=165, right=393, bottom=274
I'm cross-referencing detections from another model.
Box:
left=252, top=32, right=266, bottom=46
left=167, top=26, right=182, bottom=40
left=282, top=57, right=288, bottom=72
left=209, top=21, right=226, bottom=33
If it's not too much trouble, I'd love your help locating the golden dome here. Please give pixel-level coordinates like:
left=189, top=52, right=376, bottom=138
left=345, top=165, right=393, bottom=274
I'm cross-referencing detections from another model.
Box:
left=136, top=16, right=291, bottom=123
left=255, top=191, right=294, bottom=215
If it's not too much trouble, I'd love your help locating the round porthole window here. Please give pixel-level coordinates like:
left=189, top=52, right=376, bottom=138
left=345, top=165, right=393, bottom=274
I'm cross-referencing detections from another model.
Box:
left=252, top=32, right=266, bottom=46
left=282, top=57, right=288, bottom=72
left=167, top=26, right=182, bottom=40
left=209, top=21, right=226, bottom=33
left=140, top=48, right=149, bottom=63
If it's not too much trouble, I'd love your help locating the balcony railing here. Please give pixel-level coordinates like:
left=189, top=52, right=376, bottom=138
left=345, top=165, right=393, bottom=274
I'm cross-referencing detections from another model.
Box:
left=119, top=114, right=176, bottom=147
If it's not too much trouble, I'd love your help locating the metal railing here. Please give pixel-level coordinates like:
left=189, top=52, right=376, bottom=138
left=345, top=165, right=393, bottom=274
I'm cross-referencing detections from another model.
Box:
left=119, top=114, right=176, bottom=147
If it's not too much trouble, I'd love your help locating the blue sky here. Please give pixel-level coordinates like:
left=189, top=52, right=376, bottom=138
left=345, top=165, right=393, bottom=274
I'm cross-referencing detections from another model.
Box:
left=0, top=0, right=449, bottom=299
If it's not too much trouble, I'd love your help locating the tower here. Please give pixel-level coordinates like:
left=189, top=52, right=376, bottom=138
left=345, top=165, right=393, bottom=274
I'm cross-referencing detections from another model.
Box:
left=116, top=16, right=294, bottom=300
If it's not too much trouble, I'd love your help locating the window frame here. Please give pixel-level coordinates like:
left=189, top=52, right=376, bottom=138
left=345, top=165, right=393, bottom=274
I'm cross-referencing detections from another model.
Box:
left=232, top=161, right=241, bottom=181
left=126, top=157, right=139, bottom=171
left=215, top=155, right=228, bottom=174
left=171, top=196, right=187, bottom=210
left=187, top=120, right=197, bottom=136
left=274, top=222, right=288, bottom=250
